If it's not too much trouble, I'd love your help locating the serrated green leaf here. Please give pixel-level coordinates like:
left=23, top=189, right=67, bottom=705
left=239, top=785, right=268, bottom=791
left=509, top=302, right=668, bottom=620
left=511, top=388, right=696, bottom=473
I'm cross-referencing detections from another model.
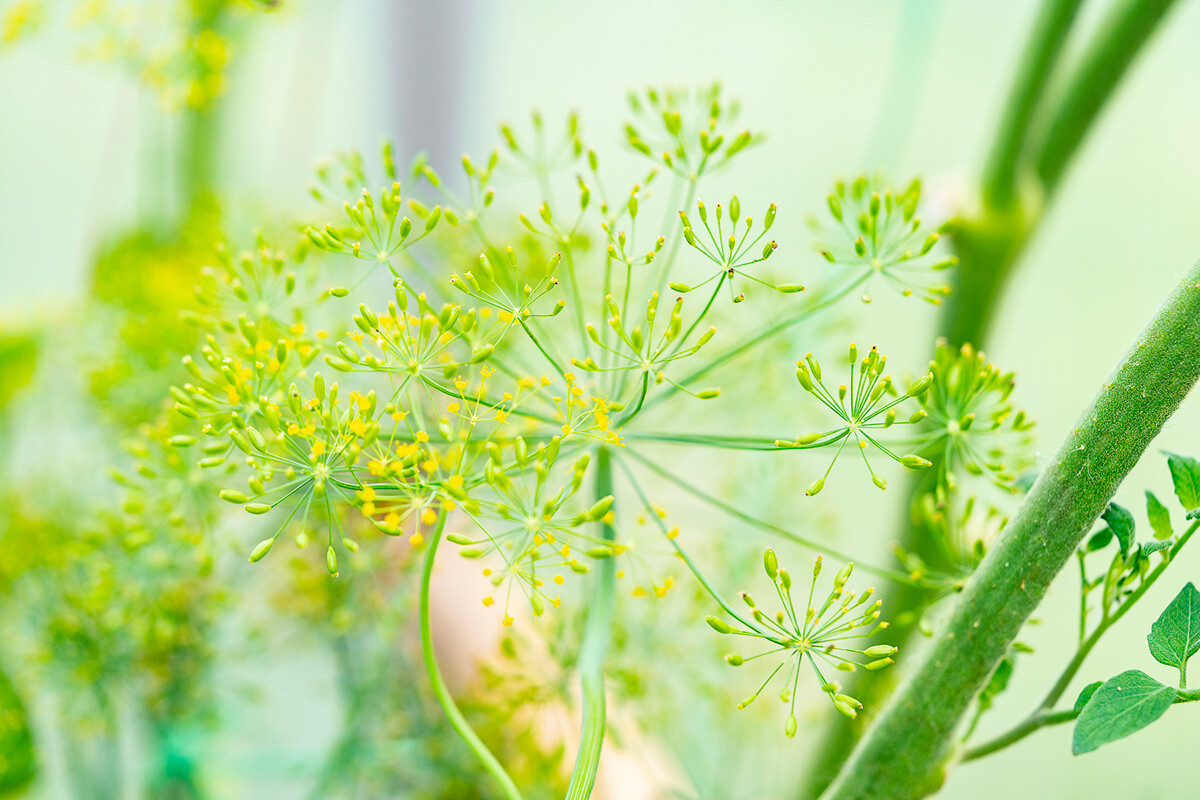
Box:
left=1147, top=582, right=1200, bottom=670
left=1166, top=452, right=1200, bottom=512
left=1072, top=669, right=1176, bottom=754
left=1145, top=490, right=1173, bottom=540
left=1074, top=680, right=1103, bottom=712
left=1101, top=502, right=1135, bottom=554
left=0, top=667, right=35, bottom=793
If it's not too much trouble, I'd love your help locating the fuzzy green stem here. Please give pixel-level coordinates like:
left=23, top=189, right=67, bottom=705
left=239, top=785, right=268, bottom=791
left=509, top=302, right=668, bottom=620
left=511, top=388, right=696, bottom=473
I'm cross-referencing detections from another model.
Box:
left=419, top=513, right=524, bottom=800
left=821, top=260, right=1200, bottom=799
left=565, top=446, right=617, bottom=800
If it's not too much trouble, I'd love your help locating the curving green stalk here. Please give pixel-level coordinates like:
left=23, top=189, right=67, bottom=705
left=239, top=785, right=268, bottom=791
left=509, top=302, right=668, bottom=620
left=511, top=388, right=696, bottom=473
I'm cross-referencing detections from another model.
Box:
left=821, top=259, right=1200, bottom=799
left=419, top=512, right=525, bottom=800
left=565, top=446, right=617, bottom=800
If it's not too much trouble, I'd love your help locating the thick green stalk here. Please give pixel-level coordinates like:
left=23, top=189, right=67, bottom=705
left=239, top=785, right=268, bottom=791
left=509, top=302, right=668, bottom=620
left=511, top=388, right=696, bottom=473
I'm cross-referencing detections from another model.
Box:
left=565, top=446, right=616, bottom=799
left=419, top=514, right=524, bottom=800
left=821, top=260, right=1200, bottom=799
left=1034, top=0, right=1182, bottom=195
left=979, top=0, right=1086, bottom=209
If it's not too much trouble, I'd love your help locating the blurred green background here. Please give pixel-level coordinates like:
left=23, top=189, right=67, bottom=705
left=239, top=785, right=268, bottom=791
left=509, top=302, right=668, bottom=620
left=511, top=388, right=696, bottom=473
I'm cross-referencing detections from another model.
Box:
left=2, top=1, right=1199, bottom=797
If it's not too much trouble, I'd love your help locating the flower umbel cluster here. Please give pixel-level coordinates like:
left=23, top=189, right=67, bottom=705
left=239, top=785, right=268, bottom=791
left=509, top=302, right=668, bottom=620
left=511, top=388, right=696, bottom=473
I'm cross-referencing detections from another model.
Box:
left=813, top=175, right=956, bottom=304
left=777, top=343, right=933, bottom=494
left=674, top=198, right=802, bottom=302
left=707, top=549, right=896, bottom=736
left=913, top=340, right=1036, bottom=491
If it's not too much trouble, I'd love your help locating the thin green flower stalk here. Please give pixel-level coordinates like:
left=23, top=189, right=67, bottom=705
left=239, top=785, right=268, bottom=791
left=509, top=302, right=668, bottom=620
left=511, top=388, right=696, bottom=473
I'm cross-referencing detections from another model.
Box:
left=188, top=239, right=324, bottom=335
left=673, top=197, right=802, bottom=303
left=307, top=145, right=451, bottom=278
left=450, top=444, right=618, bottom=623
left=624, top=84, right=758, bottom=181
left=813, top=175, right=957, bottom=305
left=706, top=548, right=896, bottom=737
left=777, top=343, right=934, bottom=495
left=912, top=339, right=1036, bottom=491
left=498, top=110, right=584, bottom=185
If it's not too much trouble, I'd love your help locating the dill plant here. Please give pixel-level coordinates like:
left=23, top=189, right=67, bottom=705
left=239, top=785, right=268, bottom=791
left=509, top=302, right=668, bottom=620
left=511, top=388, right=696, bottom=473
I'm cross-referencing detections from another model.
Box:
left=2, top=3, right=1199, bottom=799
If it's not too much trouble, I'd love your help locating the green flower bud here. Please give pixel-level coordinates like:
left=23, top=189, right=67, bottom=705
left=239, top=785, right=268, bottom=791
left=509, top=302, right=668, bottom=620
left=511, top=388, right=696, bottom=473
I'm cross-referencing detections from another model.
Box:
left=863, top=644, right=897, bottom=657
left=758, top=548, right=778, bottom=578
left=900, top=454, right=933, bottom=469
left=249, top=538, right=274, bottom=563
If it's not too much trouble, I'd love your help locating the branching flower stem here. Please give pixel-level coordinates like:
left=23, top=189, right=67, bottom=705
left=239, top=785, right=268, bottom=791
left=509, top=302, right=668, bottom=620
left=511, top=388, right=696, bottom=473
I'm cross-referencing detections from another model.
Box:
left=621, top=448, right=920, bottom=585
left=419, top=512, right=525, bottom=800
left=636, top=275, right=868, bottom=420
left=821, top=260, right=1200, bottom=799
left=959, top=519, right=1200, bottom=762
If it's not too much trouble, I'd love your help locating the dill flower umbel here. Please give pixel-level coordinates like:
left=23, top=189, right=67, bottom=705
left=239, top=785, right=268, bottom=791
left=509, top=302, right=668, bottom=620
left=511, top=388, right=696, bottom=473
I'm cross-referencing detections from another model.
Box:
left=673, top=197, right=802, bottom=302
left=913, top=339, right=1035, bottom=491
left=813, top=175, right=956, bottom=304
left=777, top=343, right=933, bottom=494
left=707, top=549, right=896, bottom=736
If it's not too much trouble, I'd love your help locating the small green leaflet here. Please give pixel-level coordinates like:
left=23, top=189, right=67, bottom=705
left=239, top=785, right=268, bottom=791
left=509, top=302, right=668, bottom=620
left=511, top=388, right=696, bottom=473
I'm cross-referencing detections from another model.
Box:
left=1074, top=681, right=1102, bottom=712
left=1147, top=582, right=1200, bottom=671
left=1166, top=452, right=1200, bottom=512
left=1072, top=670, right=1177, bottom=755
left=1087, top=502, right=1134, bottom=553
left=1145, top=490, right=1173, bottom=540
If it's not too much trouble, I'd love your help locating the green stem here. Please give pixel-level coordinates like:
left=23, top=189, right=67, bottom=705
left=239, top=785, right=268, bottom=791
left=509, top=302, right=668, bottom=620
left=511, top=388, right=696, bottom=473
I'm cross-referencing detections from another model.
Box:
left=821, top=260, right=1200, bottom=799
left=565, top=446, right=617, bottom=800
left=962, top=687, right=1200, bottom=762
left=418, top=513, right=524, bottom=800
left=957, top=519, right=1199, bottom=760
left=979, top=0, right=1086, bottom=209
left=960, top=709, right=1080, bottom=762
left=805, top=4, right=1187, bottom=793
left=1033, top=0, right=1182, bottom=195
